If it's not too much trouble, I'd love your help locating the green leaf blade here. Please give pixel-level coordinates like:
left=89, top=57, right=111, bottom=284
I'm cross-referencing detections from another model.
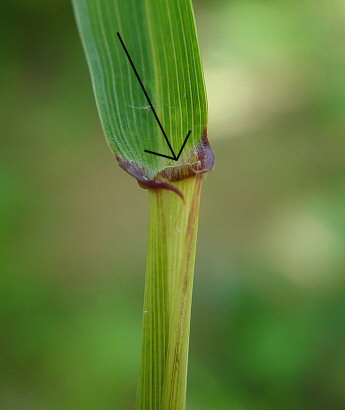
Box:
left=72, top=0, right=214, bottom=186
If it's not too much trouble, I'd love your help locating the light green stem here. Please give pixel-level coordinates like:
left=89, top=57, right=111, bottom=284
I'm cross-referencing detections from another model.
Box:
left=137, top=176, right=203, bottom=410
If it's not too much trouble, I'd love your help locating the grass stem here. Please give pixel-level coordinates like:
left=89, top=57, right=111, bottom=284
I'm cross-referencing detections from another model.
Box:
left=137, top=176, right=203, bottom=410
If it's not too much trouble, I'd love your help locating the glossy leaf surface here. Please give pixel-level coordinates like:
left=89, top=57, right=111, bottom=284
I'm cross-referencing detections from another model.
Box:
left=72, top=0, right=214, bottom=186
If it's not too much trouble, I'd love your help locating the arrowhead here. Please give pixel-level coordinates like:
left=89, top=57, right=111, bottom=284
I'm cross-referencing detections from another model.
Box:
left=145, top=130, right=191, bottom=161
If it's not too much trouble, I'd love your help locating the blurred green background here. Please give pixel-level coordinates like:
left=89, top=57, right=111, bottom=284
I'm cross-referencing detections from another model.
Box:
left=1, top=1, right=345, bottom=409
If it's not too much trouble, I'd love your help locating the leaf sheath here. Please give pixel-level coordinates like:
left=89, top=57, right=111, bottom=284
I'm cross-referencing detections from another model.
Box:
left=137, top=176, right=203, bottom=410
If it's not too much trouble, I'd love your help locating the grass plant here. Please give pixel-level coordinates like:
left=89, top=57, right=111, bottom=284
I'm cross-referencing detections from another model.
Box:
left=72, top=1, right=214, bottom=408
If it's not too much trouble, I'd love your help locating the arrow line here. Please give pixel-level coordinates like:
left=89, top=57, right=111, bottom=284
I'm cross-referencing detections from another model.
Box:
left=117, top=32, right=191, bottom=161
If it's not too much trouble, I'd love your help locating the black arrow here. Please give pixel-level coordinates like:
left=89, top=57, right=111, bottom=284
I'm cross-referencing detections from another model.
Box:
left=117, top=32, right=191, bottom=161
